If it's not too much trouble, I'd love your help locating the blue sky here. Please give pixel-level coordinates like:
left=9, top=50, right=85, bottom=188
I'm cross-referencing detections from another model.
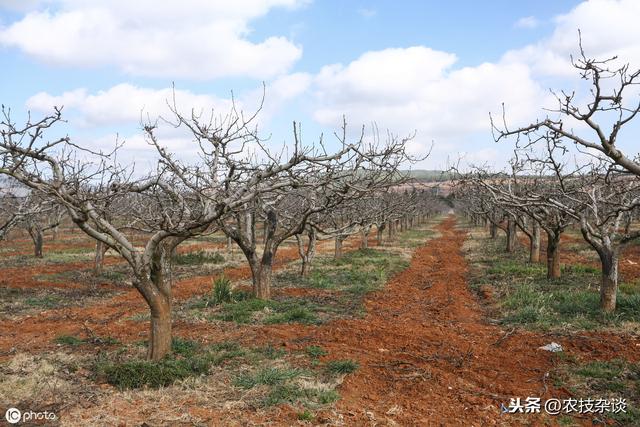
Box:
left=1, top=0, right=638, bottom=170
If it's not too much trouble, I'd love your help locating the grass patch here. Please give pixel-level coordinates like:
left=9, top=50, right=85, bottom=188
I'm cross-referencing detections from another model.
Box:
left=216, top=297, right=319, bottom=325
left=25, top=295, right=63, bottom=309
left=54, top=335, right=85, bottom=346
left=174, top=250, right=224, bottom=266
left=552, top=358, right=640, bottom=425
left=95, top=338, right=246, bottom=390
left=54, top=334, right=120, bottom=346
left=97, top=357, right=212, bottom=390
left=467, top=233, right=640, bottom=330
left=325, top=359, right=359, bottom=375
left=304, top=345, right=327, bottom=359
left=297, top=410, right=315, bottom=421
left=234, top=367, right=302, bottom=388
left=171, top=337, right=200, bottom=358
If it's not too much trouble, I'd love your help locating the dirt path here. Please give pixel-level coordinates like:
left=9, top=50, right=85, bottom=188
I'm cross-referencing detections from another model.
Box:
left=298, top=216, right=560, bottom=425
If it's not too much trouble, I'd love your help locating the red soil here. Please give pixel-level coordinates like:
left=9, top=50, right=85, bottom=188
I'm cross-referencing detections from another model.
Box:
left=4, top=218, right=640, bottom=425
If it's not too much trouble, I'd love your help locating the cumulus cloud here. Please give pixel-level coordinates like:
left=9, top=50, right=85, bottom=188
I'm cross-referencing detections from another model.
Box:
left=0, top=0, right=306, bottom=79
left=503, top=0, right=640, bottom=77
left=312, top=46, right=549, bottom=144
left=26, top=84, right=235, bottom=127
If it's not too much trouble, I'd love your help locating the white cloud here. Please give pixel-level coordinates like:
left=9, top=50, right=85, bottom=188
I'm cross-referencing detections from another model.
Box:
left=514, top=16, right=539, bottom=29
left=26, top=84, right=234, bottom=127
left=0, top=0, right=306, bottom=79
left=312, top=46, right=549, bottom=147
left=27, top=72, right=313, bottom=130
left=503, top=0, right=640, bottom=77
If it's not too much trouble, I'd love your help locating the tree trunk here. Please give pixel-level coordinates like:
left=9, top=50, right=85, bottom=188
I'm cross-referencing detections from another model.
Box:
left=546, top=231, right=561, bottom=279
left=361, top=226, right=370, bottom=249
left=94, top=240, right=108, bottom=275
left=598, top=249, right=618, bottom=313
left=147, top=295, right=172, bottom=361
left=376, top=223, right=386, bottom=246
left=335, top=236, right=344, bottom=259
left=28, top=225, right=44, bottom=258
left=51, top=225, right=59, bottom=241
left=530, top=222, right=540, bottom=263
left=506, top=219, right=517, bottom=253
left=296, top=229, right=317, bottom=277
left=490, top=222, right=497, bottom=239
left=254, top=257, right=273, bottom=299
left=144, top=246, right=174, bottom=360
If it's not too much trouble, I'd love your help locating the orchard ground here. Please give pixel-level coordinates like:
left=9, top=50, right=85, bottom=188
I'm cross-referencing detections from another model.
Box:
left=0, top=216, right=639, bottom=426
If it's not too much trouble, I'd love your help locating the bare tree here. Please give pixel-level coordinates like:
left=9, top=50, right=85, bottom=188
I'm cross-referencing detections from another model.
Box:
left=217, top=122, right=413, bottom=298
left=493, top=38, right=640, bottom=177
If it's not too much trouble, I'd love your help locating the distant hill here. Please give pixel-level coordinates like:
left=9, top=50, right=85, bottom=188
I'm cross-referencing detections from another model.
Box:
left=400, top=170, right=453, bottom=182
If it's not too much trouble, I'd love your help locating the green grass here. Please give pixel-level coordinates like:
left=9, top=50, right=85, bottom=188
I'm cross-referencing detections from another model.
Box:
left=174, top=250, right=225, bottom=265
left=216, top=297, right=319, bottom=324
left=297, top=410, right=315, bottom=421
left=468, top=234, right=640, bottom=330
left=97, top=357, right=212, bottom=390
left=255, top=344, right=286, bottom=359
left=487, top=260, right=545, bottom=276
left=304, top=345, right=327, bottom=359
left=574, top=359, right=625, bottom=379
left=96, top=338, right=246, bottom=390
left=233, top=366, right=340, bottom=408
left=264, top=384, right=339, bottom=407
left=54, top=335, right=86, bottom=346
left=234, top=367, right=302, bottom=388
left=554, top=358, right=640, bottom=425
left=325, top=359, right=359, bottom=375
left=25, top=295, right=63, bottom=309
left=54, top=334, right=120, bottom=346
left=171, top=337, right=200, bottom=358
left=211, top=276, right=233, bottom=304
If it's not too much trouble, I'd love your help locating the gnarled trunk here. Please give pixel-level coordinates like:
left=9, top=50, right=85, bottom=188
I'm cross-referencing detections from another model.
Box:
left=27, top=224, right=43, bottom=258
left=94, top=240, right=108, bottom=275
left=147, top=294, right=172, bottom=360
left=254, top=255, right=273, bottom=299
left=597, top=248, right=618, bottom=313
left=530, top=222, right=540, bottom=263
left=546, top=231, right=561, bottom=279
left=296, top=229, right=317, bottom=277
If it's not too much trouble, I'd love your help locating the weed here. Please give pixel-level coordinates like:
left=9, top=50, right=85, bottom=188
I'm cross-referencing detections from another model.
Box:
left=97, top=357, right=211, bottom=390
left=256, top=344, right=286, bottom=359
left=25, top=295, right=63, bottom=309
left=297, top=410, right=315, bottom=421
left=325, top=359, right=359, bottom=375
left=171, top=337, right=200, bottom=357
left=211, top=276, right=233, bottom=304
left=54, top=335, right=85, bottom=346
left=174, top=250, right=224, bottom=265
left=305, top=345, right=327, bottom=359
left=234, top=367, right=302, bottom=388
